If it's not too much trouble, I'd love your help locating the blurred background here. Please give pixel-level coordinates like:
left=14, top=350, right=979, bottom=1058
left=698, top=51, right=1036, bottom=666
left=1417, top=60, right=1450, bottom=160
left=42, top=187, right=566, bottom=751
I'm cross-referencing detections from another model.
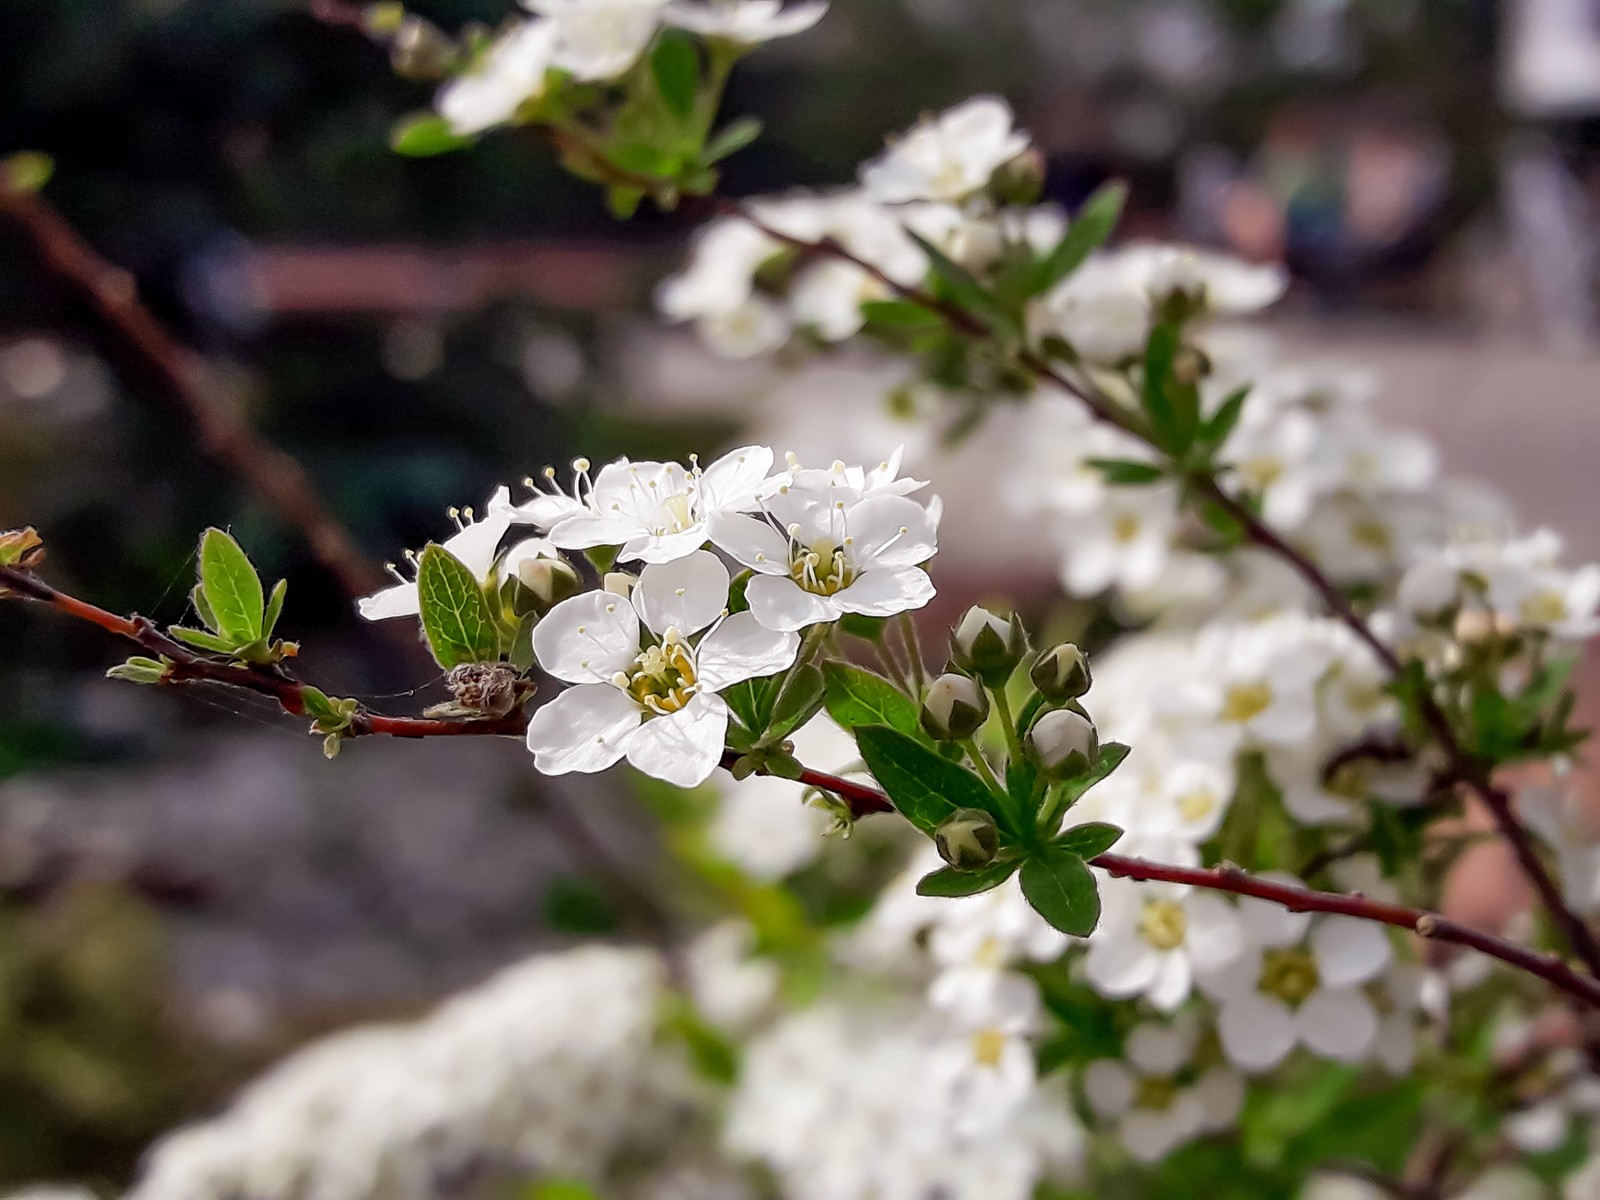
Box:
left=2, top=0, right=1600, bottom=1188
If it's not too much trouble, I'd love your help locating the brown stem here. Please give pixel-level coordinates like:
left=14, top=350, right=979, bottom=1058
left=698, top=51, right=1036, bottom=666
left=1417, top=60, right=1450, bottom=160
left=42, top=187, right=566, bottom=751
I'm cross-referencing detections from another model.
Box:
left=7, top=560, right=1596, bottom=1005
left=0, top=183, right=386, bottom=600
left=724, top=204, right=1600, bottom=979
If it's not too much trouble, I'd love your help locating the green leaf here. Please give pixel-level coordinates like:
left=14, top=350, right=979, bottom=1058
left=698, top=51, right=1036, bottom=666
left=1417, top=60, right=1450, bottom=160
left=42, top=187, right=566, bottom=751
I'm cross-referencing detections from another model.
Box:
left=1027, top=179, right=1128, bottom=295
left=768, top=664, right=826, bottom=742
left=1141, top=322, right=1184, bottom=453
left=1019, top=850, right=1100, bottom=936
left=702, top=116, right=763, bottom=164
left=606, top=184, right=645, bottom=219
left=1, top=151, right=54, bottom=194
left=416, top=544, right=502, bottom=669
left=916, top=859, right=1021, bottom=897
left=1201, top=384, right=1250, bottom=449
left=390, top=112, right=474, bottom=157
left=199, top=528, right=264, bottom=644
left=724, top=674, right=782, bottom=738
left=860, top=300, right=944, bottom=332
left=169, top=626, right=242, bottom=655
left=263, top=578, right=287, bottom=640
left=853, top=725, right=1007, bottom=836
left=906, top=231, right=1020, bottom=338
left=106, top=656, right=168, bottom=685
left=189, top=583, right=219, bottom=634
left=1059, top=742, right=1131, bottom=804
left=650, top=28, right=699, bottom=119
left=822, top=662, right=921, bottom=738
left=1085, top=457, right=1165, bottom=486
left=1052, top=821, right=1123, bottom=859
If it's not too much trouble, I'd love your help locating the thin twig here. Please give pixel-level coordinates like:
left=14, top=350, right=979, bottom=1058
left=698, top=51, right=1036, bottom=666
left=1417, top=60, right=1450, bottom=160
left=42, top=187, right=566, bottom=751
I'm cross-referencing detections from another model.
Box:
left=0, top=183, right=386, bottom=599
left=6, top=560, right=1596, bottom=1006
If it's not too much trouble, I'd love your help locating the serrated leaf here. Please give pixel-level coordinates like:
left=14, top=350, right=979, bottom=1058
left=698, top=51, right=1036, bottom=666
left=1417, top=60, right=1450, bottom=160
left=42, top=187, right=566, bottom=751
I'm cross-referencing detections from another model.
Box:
left=650, top=28, right=699, bottom=118
left=263, top=578, right=287, bottom=639
left=1060, top=742, right=1131, bottom=804
left=390, top=112, right=474, bottom=157
left=854, top=725, right=1008, bottom=837
left=1019, top=850, right=1100, bottom=936
left=822, top=662, right=921, bottom=738
left=916, top=859, right=1021, bottom=897
left=416, top=544, right=501, bottom=669
left=1085, top=457, right=1165, bottom=486
left=1052, top=821, right=1123, bottom=859
left=199, top=528, right=264, bottom=644
left=1027, top=179, right=1128, bottom=295
left=702, top=116, right=763, bottom=164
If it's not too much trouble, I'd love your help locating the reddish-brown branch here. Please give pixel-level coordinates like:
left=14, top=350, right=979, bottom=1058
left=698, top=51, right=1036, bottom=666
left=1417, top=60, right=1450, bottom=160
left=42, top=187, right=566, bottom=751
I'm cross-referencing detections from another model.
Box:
left=727, top=204, right=1600, bottom=979
left=7, top=560, right=1597, bottom=1004
left=0, top=183, right=386, bottom=600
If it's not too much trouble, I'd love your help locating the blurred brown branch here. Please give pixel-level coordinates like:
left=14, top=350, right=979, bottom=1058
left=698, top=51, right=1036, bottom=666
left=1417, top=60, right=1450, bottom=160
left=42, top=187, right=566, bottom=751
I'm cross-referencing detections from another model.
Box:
left=0, top=183, right=387, bottom=599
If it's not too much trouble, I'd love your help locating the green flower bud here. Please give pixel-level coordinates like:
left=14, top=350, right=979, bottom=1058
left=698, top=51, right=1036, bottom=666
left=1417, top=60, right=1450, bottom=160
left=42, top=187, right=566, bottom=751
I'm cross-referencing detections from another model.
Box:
left=934, top=807, right=1001, bottom=871
left=987, top=147, right=1047, bottom=207
left=920, top=672, right=990, bottom=742
left=950, top=606, right=1028, bottom=687
left=1028, top=707, right=1099, bottom=778
left=1030, top=643, right=1092, bottom=700
left=604, top=571, right=637, bottom=597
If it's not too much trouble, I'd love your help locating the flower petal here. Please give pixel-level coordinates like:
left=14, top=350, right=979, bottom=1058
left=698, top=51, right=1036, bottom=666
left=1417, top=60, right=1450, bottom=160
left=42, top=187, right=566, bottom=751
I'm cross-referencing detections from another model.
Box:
left=746, top=575, right=837, bottom=632
left=633, top=550, right=730, bottom=636
left=1311, top=917, right=1393, bottom=989
left=1297, top=988, right=1378, bottom=1062
left=357, top=581, right=419, bottom=621
left=626, top=525, right=711, bottom=565
left=1082, top=1060, right=1134, bottom=1118
left=624, top=692, right=728, bottom=787
left=831, top=566, right=935, bottom=617
left=547, top=510, right=646, bottom=551
left=707, top=511, right=790, bottom=574
left=844, top=494, right=938, bottom=570
left=533, top=590, right=640, bottom=683
left=525, top=685, right=641, bottom=775
left=1216, top=992, right=1296, bottom=1073
left=697, top=444, right=774, bottom=512
left=696, top=612, right=800, bottom=691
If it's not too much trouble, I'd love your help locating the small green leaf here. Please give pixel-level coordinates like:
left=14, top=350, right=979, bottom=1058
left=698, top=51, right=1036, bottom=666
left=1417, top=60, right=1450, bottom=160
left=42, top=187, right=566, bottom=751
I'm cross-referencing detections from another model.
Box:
left=1201, top=384, right=1250, bottom=449
left=724, top=674, right=782, bottom=738
left=390, top=113, right=474, bottom=157
left=768, top=664, right=827, bottom=742
left=1141, top=322, right=1183, bottom=452
left=1020, top=850, right=1100, bottom=936
left=702, top=116, right=763, bottom=164
left=263, top=578, right=287, bottom=639
left=189, top=583, right=219, bottom=634
left=650, top=28, right=699, bottom=118
left=854, top=725, right=1008, bottom=836
left=199, top=528, right=264, bottom=644
left=861, top=300, right=945, bottom=332
left=1085, top=458, right=1165, bottom=486
left=606, top=184, right=646, bottom=219
left=416, top=544, right=502, bottom=669
left=906, top=231, right=1020, bottom=338
left=822, top=662, right=921, bottom=738
left=1060, top=742, right=1131, bottom=804
left=169, top=626, right=242, bottom=655
left=916, top=859, right=1021, bottom=897
left=106, top=656, right=168, bottom=685
left=1027, top=179, right=1128, bottom=295
left=1052, top=821, right=1123, bottom=859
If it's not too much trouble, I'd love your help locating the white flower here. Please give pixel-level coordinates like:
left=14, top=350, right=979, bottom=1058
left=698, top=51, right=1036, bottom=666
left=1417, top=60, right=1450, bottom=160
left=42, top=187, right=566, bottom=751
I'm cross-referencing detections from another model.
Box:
left=1180, top=616, right=1339, bottom=752
left=1027, top=258, right=1153, bottom=365
left=698, top=295, right=793, bottom=358
left=1056, top=485, right=1178, bottom=597
left=1522, top=772, right=1600, bottom=915
left=526, top=551, right=798, bottom=786
left=357, top=486, right=522, bottom=621
left=527, top=0, right=668, bottom=81
left=686, top=921, right=781, bottom=1031
left=436, top=19, right=556, bottom=135
left=1196, top=888, right=1393, bottom=1073
left=1115, top=242, right=1289, bottom=315
left=1082, top=1015, right=1245, bottom=1162
left=656, top=217, right=781, bottom=322
left=1488, top=561, right=1600, bottom=639
left=859, top=95, right=1030, bottom=204
left=1083, top=878, right=1242, bottom=1011
left=664, top=0, right=828, bottom=42
left=709, top=476, right=939, bottom=632
left=520, top=446, right=779, bottom=564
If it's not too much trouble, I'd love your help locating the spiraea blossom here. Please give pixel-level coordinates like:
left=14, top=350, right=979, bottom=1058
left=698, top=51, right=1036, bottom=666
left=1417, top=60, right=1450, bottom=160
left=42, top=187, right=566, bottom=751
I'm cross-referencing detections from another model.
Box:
left=859, top=95, right=1031, bottom=204
left=518, top=446, right=779, bottom=564
left=528, top=0, right=671, bottom=81
left=1083, top=875, right=1243, bottom=1011
left=527, top=551, right=798, bottom=785
left=436, top=19, right=557, bottom=135
left=708, top=472, right=940, bottom=631
left=664, top=0, right=829, bottom=42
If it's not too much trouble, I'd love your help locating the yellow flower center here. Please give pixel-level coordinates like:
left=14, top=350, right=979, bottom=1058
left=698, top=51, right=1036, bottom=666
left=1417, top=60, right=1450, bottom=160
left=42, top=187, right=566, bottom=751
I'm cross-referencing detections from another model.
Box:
left=1138, top=898, right=1188, bottom=951
left=1241, top=455, right=1284, bottom=489
left=971, top=1028, right=1008, bottom=1068
left=790, top=537, right=854, bottom=596
left=653, top=491, right=696, bottom=536
left=1176, top=788, right=1218, bottom=823
left=1259, top=947, right=1319, bottom=1008
left=1351, top=518, right=1392, bottom=553
left=1522, top=590, right=1568, bottom=626
left=624, top=637, right=697, bottom=715
left=1326, top=761, right=1370, bottom=802
left=1113, top=514, right=1143, bottom=543
left=1223, top=682, right=1273, bottom=724
left=1135, top=1075, right=1180, bottom=1111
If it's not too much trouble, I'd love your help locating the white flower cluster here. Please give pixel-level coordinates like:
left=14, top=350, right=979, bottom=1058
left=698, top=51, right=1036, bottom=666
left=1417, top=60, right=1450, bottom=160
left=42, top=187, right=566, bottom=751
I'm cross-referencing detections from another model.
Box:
left=125, top=947, right=699, bottom=1200
left=437, top=0, right=827, bottom=135
left=357, top=446, right=940, bottom=789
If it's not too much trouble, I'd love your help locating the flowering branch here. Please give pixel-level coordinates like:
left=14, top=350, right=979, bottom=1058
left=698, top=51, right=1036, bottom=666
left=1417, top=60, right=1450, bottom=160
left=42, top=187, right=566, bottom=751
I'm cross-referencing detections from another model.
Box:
left=0, top=180, right=387, bottom=600
left=728, top=204, right=1600, bottom=981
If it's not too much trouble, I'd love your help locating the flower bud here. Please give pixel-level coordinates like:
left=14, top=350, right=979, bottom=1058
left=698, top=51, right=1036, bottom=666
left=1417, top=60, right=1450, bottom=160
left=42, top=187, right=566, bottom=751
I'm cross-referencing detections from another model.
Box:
left=987, top=147, right=1047, bottom=207
left=603, top=571, right=637, bottom=597
left=920, top=673, right=990, bottom=742
left=934, top=808, right=1001, bottom=871
left=389, top=17, right=459, bottom=80
left=950, top=606, right=1028, bottom=687
left=1030, top=642, right=1092, bottom=700
left=499, top=540, right=580, bottom=617
left=1028, top=707, right=1099, bottom=778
